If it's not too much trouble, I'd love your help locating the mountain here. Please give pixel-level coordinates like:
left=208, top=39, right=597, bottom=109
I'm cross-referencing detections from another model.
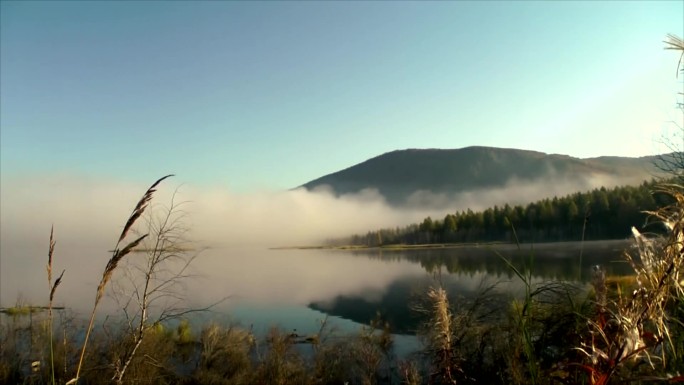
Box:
left=299, top=146, right=664, bottom=208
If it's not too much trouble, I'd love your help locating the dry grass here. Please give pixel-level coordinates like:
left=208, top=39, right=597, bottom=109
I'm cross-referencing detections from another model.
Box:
left=70, top=174, right=173, bottom=384
left=399, top=360, right=422, bottom=385
left=424, top=286, right=459, bottom=385
left=308, top=315, right=394, bottom=385
left=664, top=34, right=684, bottom=77
left=252, top=327, right=308, bottom=385
left=46, top=225, right=65, bottom=385
left=575, top=184, right=684, bottom=384
left=194, top=323, right=254, bottom=384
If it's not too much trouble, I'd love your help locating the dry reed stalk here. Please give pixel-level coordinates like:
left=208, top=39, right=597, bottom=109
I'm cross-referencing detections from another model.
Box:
left=47, top=226, right=54, bottom=285
left=426, top=286, right=459, bottom=385
left=69, top=175, right=173, bottom=385
left=575, top=184, right=684, bottom=383
left=46, top=226, right=64, bottom=385
left=118, top=175, right=173, bottom=244
left=663, top=34, right=684, bottom=77
left=427, top=287, right=453, bottom=353
left=399, top=360, right=422, bottom=385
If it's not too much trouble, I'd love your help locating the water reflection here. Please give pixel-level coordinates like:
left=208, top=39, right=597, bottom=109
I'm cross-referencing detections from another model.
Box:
left=308, top=240, right=632, bottom=333
left=1, top=239, right=633, bottom=336
left=346, top=240, right=633, bottom=280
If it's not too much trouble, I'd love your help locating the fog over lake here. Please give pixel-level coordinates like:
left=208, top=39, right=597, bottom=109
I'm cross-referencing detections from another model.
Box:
left=1, top=176, right=634, bottom=336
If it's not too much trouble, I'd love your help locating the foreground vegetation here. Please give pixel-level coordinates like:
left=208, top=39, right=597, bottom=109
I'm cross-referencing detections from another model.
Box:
left=1, top=174, right=683, bottom=384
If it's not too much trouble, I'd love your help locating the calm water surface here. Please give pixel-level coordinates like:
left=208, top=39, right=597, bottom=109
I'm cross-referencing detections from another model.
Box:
left=1, top=240, right=632, bottom=342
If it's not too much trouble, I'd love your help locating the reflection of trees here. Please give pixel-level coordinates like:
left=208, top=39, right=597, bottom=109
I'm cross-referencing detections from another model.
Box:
left=309, top=275, right=510, bottom=335
left=347, top=241, right=634, bottom=281
left=315, top=242, right=635, bottom=334
left=341, top=180, right=676, bottom=247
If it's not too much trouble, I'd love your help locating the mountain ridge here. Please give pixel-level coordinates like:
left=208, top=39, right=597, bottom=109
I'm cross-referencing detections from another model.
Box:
left=299, top=146, right=664, bottom=208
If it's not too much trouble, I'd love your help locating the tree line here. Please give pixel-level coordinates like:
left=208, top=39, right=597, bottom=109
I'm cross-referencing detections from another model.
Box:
left=337, top=179, right=674, bottom=246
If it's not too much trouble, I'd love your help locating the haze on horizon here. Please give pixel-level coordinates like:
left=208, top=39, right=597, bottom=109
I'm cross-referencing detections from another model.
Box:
left=0, top=169, right=650, bottom=311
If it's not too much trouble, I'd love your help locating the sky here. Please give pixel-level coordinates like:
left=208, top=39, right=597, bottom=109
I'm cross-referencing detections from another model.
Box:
left=1, top=1, right=683, bottom=191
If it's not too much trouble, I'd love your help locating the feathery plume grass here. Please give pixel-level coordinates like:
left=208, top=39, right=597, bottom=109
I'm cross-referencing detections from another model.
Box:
left=48, top=227, right=66, bottom=304
left=47, top=226, right=55, bottom=285
left=95, top=234, right=148, bottom=306
left=46, top=225, right=65, bottom=385
left=575, top=184, right=684, bottom=384
left=663, top=34, right=684, bottom=77
left=118, top=175, right=173, bottom=243
left=425, top=286, right=460, bottom=385
left=71, top=175, right=173, bottom=384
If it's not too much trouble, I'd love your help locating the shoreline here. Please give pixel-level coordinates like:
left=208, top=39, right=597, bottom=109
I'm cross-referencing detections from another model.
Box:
left=271, top=238, right=630, bottom=251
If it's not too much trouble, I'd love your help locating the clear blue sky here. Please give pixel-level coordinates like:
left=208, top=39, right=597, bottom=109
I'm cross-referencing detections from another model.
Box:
left=1, top=1, right=682, bottom=191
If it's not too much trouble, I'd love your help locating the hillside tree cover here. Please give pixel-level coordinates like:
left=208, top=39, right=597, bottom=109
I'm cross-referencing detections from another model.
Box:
left=339, top=179, right=674, bottom=246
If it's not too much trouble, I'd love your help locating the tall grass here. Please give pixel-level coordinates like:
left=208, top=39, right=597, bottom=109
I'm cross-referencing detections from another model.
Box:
left=500, top=254, right=540, bottom=384
left=46, top=225, right=65, bottom=385
left=109, top=187, right=201, bottom=385
left=69, top=174, right=173, bottom=385
left=424, top=286, right=459, bottom=384
left=194, top=323, right=254, bottom=384
left=574, top=184, right=684, bottom=384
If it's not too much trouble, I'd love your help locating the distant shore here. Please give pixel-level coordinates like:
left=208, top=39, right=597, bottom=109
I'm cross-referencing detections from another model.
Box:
left=270, top=239, right=630, bottom=251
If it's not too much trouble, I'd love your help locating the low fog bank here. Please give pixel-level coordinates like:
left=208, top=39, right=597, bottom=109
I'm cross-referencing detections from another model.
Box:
left=403, top=172, right=653, bottom=211
left=0, top=176, right=424, bottom=250
left=0, top=175, right=431, bottom=309
left=0, top=172, right=649, bottom=309
left=0, top=172, right=652, bottom=252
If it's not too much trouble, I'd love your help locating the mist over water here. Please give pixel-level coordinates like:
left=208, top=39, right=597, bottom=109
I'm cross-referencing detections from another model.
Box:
left=0, top=174, right=639, bottom=326
left=0, top=175, right=426, bottom=312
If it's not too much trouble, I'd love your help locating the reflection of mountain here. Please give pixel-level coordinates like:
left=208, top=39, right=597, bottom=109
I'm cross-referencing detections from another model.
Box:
left=309, top=273, right=514, bottom=334
left=310, top=241, right=634, bottom=334
left=310, top=277, right=424, bottom=334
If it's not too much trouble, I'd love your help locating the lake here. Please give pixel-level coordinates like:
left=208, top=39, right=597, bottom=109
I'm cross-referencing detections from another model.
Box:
left=0, top=239, right=633, bottom=348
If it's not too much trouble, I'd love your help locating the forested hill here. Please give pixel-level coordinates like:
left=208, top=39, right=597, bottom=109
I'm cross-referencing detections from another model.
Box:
left=335, top=179, right=674, bottom=246
left=300, top=147, right=662, bottom=207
